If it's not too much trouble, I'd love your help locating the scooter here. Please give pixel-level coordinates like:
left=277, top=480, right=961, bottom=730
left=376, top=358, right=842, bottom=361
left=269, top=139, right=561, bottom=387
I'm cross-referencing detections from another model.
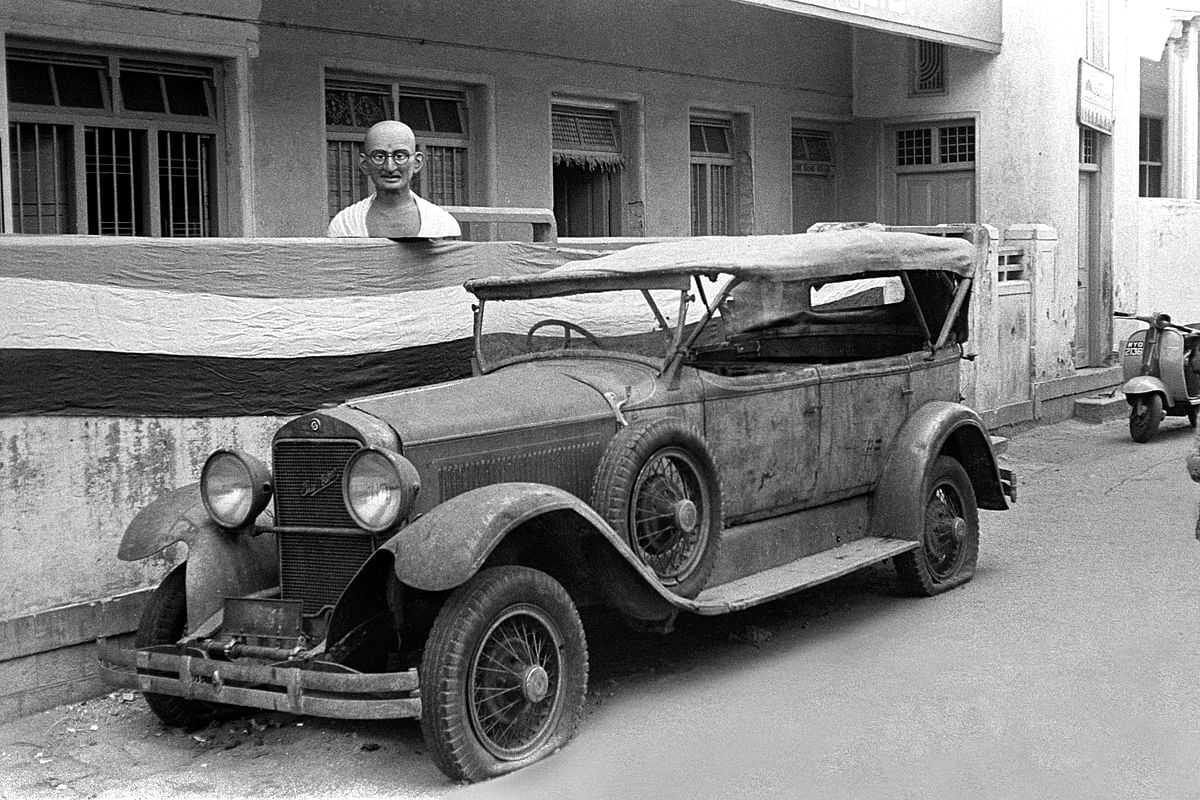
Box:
left=1115, top=311, right=1200, bottom=443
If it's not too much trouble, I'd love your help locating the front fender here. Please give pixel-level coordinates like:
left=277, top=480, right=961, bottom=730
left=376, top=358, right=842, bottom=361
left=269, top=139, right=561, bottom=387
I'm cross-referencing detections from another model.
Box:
left=380, top=482, right=638, bottom=591
left=1121, top=375, right=1169, bottom=403
left=118, top=484, right=278, bottom=632
left=868, top=401, right=1007, bottom=541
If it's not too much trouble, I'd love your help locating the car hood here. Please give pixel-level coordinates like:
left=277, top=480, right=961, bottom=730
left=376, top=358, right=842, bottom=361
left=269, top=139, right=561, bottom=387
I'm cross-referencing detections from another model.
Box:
left=346, top=358, right=660, bottom=445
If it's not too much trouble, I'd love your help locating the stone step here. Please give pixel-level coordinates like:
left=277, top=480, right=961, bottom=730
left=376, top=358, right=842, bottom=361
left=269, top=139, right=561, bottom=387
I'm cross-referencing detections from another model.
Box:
left=1074, top=390, right=1127, bottom=423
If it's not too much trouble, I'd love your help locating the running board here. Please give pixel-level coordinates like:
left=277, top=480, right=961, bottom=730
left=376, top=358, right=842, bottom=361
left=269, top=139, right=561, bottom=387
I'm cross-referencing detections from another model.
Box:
left=689, top=536, right=919, bottom=615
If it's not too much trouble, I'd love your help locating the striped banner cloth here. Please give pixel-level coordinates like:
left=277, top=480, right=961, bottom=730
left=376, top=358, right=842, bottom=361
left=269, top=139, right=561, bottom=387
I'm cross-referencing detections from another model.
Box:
left=0, top=236, right=595, bottom=416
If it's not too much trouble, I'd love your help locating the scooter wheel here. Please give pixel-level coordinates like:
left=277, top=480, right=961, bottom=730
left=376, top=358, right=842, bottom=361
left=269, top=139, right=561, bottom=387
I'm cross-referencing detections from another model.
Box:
left=1129, top=394, right=1163, bottom=443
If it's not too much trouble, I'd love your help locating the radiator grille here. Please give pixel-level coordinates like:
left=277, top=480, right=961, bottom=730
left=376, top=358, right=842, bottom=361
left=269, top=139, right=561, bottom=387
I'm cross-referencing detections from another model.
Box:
left=278, top=529, right=376, bottom=615
left=272, top=438, right=360, bottom=528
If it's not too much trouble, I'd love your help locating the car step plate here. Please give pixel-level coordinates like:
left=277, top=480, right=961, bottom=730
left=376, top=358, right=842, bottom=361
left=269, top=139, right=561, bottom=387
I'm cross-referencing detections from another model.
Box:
left=691, top=536, right=919, bottom=615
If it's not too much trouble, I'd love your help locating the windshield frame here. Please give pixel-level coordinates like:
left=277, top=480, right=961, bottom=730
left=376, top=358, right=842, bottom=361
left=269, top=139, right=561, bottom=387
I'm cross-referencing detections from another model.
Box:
left=472, top=287, right=695, bottom=375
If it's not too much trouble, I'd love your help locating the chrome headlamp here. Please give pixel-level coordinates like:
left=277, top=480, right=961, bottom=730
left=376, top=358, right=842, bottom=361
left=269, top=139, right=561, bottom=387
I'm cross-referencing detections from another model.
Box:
left=200, top=449, right=273, bottom=529
left=342, top=447, right=421, bottom=533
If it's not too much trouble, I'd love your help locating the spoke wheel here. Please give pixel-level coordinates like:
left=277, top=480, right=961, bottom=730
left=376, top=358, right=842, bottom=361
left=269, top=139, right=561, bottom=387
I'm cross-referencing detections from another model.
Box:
left=630, top=447, right=708, bottom=582
left=468, top=603, right=563, bottom=761
left=591, top=418, right=723, bottom=598
left=895, top=456, right=979, bottom=596
left=420, top=567, right=588, bottom=782
left=1129, top=394, right=1164, bottom=443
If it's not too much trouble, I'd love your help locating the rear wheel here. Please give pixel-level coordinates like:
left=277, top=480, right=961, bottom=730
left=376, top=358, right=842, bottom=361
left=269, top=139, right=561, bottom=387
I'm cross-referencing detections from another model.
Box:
left=420, top=566, right=588, bottom=782
left=1129, top=394, right=1163, bottom=443
left=895, top=456, right=979, bottom=596
left=135, top=565, right=227, bottom=729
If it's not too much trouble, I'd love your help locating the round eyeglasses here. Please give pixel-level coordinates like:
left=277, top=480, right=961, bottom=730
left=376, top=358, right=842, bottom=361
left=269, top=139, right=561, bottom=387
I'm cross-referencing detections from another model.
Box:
left=365, top=149, right=414, bottom=166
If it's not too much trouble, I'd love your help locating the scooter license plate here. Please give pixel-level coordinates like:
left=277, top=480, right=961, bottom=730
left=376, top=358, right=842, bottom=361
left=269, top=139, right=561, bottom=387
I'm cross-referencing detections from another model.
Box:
left=1124, top=340, right=1144, bottom=357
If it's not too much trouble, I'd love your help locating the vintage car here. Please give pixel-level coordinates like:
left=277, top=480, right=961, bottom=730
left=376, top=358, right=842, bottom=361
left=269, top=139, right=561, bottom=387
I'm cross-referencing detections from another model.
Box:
left=98, top=223, right=1015, bottom=782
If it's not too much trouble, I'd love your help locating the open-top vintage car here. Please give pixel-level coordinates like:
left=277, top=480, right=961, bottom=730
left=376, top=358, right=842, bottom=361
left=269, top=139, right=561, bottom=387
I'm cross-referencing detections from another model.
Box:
left=98, top=224, right=1015, bottom=781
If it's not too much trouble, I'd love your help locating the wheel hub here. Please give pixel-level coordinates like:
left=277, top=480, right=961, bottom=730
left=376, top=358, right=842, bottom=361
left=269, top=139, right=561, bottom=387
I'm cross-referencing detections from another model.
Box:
left=521, top=664, right=550, bottom=703
left=673, top=499, right=698, bottom=533
left=951, top=517, right=967, bottom=543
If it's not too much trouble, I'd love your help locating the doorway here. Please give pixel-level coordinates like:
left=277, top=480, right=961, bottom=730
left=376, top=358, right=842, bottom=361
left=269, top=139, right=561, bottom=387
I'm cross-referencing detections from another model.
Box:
left=1076, top=169, right=1100, bottom=366
left=553, top=163, right=618, bottom=237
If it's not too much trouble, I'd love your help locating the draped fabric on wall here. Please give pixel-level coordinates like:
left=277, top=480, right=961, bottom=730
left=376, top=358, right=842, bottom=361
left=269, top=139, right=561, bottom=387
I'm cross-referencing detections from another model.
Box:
left=0, top=237, right=594, bottom=416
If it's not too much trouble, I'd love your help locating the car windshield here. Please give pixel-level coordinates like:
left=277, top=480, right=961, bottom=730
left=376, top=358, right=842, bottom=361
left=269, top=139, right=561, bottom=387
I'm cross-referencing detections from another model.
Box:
left=476, top=287, right=691, bottom=371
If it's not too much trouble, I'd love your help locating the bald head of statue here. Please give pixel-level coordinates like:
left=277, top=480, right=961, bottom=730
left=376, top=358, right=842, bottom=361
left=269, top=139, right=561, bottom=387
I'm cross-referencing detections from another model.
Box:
left=358, top=120, right=424, bottom=198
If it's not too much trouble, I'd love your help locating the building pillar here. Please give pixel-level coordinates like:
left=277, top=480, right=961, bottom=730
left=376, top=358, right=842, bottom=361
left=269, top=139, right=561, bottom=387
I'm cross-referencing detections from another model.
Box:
left=1167, top=20, right=1199, bottom=199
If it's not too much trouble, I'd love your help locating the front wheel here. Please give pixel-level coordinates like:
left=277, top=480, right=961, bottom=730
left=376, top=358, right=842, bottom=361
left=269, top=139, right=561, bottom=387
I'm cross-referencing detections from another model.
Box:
left=419, top=566, right=588, bottom=782
left=894, top=456, right=979, bottom=596
left=134, top=565, right=229, bottom=729
left=1129, top=394, right=1164, bottom=443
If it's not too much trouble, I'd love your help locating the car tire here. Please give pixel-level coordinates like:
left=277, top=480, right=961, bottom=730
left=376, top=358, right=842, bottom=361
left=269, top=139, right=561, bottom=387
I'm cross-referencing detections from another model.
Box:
left=590, top=418, right=722, bottom=599
left=419, top=566, right=588, bottom=782
left=1129, top=394, right=1163, bottom=443
left=134, top=565, right=227, bottom=729
left=894, top=455, right=979, bottom=596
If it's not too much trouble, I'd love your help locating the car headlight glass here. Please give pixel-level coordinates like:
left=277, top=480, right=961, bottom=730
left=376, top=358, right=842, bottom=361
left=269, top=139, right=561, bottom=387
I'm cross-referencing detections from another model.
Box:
left=343, top=448, right=420, bottom=532
left=200, top=450, right=272, bottom=529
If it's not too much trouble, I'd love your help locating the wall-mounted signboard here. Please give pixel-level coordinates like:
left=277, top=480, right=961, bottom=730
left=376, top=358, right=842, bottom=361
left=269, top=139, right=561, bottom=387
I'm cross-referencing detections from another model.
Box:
left=1078, top=59, right=1115, bottom=135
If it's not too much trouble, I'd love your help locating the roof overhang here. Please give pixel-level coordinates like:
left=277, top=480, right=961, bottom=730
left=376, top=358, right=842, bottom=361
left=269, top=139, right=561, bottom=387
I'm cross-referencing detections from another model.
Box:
left=728, top=0, right=1002, bottom=54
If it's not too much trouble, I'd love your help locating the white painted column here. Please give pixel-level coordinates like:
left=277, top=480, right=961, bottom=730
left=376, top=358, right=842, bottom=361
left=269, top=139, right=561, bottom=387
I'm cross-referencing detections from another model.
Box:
left=1167, top=20, right=1199, bottom=199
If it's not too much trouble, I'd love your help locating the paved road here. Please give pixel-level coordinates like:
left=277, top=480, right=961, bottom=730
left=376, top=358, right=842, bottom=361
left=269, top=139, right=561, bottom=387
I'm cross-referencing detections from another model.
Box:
left=2, top=416, right=1198, bottom=799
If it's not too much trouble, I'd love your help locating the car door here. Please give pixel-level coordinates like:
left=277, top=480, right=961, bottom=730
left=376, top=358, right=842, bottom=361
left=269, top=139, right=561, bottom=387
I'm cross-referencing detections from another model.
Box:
left=699, top=367, right=821, bottom=525
left=812, top=357, right=912, bottom=503
left=807, top=276, right=916, bottom=502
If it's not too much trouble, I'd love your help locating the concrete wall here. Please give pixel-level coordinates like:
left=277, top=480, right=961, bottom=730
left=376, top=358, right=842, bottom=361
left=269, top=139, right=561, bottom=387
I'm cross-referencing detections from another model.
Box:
left=1, top=417, right=283, bottom=621
left=1131, top=198, right=1200, bottom=328
left=249, top=0, right=854, bottom=237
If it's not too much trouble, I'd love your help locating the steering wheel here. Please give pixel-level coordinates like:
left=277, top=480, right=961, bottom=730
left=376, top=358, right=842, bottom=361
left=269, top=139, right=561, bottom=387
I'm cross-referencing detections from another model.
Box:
left=525, top=319, right=605, bottom=350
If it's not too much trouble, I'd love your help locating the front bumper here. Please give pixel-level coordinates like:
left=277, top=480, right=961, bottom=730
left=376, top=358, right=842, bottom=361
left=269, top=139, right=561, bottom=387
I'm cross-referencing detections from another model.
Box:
left=96, top=638, right=420, bottom=719
left=999, top=466, right=1017, bottom=504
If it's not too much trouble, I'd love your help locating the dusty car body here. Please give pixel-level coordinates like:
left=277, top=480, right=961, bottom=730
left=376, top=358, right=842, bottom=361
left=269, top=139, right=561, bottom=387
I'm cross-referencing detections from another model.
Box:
left=98, top=223, right=1015, bottom=781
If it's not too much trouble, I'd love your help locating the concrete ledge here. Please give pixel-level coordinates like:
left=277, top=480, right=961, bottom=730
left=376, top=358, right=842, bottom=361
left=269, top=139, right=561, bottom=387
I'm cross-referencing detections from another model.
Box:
left=0, top=591, right=149, bottom=723
left=1034, top=365, right=1124, bottom=403
left=0, top=634, right=135, bottom=723
left=1035, top=366, right=1124, bottom=424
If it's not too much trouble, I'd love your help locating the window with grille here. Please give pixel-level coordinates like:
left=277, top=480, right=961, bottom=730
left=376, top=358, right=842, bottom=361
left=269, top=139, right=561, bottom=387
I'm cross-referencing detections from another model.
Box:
left=895, top=123, right=975, bottom=169
left=792, top=129, right=834, bottom=175
left=1080, top=127, right=1098, bottom=166
left=912, top=40, right=946, bottom=95
left=691, top=117, right=735, bottom=236
left=7, top=46, right=219, bottom=236
left=1139, top=116, right=1163, bottom=198
left=325, top=78, right=470, bottom=217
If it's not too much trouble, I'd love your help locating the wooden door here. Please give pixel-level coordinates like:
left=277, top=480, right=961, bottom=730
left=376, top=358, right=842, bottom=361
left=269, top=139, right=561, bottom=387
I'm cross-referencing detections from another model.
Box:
left=896, top=170, right=975, bottom=225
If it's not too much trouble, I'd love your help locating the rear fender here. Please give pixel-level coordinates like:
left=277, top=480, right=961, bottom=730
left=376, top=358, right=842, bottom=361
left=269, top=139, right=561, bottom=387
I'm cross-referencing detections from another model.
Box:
left=374, top=482, right=680, bottom=619
left=868, top=401, right=1008, bottom=541
left=118, top=483, right=278, bottom=632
